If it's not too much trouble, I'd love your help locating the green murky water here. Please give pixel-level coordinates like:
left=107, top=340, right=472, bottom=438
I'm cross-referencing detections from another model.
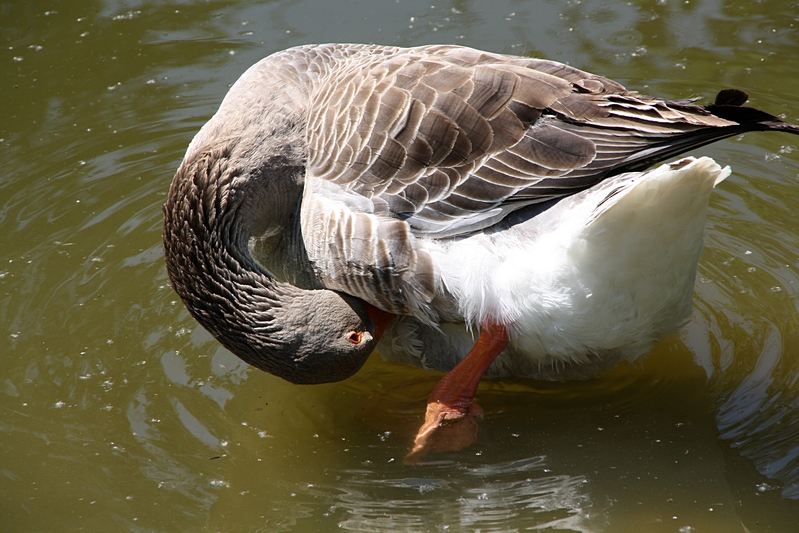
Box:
left=3, top=0, right=799, bottom=531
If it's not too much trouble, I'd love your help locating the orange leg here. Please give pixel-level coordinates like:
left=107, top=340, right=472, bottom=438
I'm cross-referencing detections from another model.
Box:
left=406, top=322, right=509, bottom=462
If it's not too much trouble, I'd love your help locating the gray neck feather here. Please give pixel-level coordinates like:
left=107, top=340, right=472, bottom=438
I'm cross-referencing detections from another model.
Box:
left=163, top=99, right=375, bottom=383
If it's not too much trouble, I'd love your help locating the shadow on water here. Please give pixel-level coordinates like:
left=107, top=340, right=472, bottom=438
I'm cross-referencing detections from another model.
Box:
left=2, top=0, right=799, bottom=531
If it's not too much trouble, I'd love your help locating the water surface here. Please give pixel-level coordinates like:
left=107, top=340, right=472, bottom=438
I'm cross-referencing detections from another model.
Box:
left=2, top=0, right=799, bottom=531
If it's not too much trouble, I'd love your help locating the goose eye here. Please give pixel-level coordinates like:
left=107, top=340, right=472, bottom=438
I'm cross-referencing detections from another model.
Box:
left=347, top=331, right=363, bottom=344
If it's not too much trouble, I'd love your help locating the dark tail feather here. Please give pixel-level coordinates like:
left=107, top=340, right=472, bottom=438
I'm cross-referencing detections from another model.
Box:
left=706, top=89, right=799, bottom=134
left=611, top=90, right=799, bottom=175
left=757, top=121, right=799, bottom=135
left=714, top=88, right=750, bottom=106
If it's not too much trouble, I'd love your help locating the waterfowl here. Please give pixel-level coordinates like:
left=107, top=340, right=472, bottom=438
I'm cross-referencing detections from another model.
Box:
left=163, top=44, right=799, bottom=458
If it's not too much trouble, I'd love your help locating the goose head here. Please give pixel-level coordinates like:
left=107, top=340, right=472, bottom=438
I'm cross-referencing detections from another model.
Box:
left=162, top=136, right=380, bottom=384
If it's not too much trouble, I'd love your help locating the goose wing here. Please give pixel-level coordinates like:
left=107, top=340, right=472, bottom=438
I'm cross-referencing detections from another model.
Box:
left=295, top=44, right=762, bottom=317
left=303, top=44, right=741, bottom=237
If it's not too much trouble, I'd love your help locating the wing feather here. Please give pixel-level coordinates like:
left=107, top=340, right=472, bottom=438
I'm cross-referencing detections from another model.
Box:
left=289, top=43, right=759, bottom=316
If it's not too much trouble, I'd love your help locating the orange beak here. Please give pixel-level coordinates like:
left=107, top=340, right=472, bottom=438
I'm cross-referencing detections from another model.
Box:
left=363, top=302, right=394, bottom=342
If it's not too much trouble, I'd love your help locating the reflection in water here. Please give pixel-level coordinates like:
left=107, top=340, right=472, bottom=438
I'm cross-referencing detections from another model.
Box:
left=291, top=457, right=591, bottom=532
left=126, top=388, right=218, bottom=506
left=684, top=144, right=799, bottom=499
left=2, top=0, right=799, bottom=531
left=687, top=310, right=799, bottom=499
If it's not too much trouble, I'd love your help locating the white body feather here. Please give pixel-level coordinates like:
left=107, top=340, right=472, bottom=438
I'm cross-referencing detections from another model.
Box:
left=378, top=157, right=730, bottom=378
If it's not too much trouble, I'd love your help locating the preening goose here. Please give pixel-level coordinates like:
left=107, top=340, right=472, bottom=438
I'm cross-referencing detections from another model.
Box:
left=163, top=44, right=799, bottom=459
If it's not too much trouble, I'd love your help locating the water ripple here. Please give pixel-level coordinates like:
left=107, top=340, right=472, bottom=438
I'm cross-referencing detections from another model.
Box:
left=297, top=457, right=592, bottom=532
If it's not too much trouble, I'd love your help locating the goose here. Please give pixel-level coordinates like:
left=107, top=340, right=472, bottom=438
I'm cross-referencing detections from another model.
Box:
left=163, top=44, right=799, bottom=459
